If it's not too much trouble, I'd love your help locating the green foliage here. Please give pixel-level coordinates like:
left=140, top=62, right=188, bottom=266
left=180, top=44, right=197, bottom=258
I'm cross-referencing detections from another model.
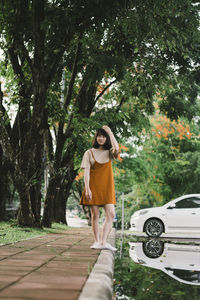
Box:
left=136, top=116, right=200, bottom=203
left=67, top=195, right=81, bottom=212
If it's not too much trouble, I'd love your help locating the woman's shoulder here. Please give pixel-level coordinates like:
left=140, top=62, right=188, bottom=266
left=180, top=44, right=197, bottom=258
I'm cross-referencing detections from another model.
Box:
left=92, top=147, right=108, bottom=152
left=83, top=149, right=93, bottom=157
left=81, top=149, right=93, bottom=168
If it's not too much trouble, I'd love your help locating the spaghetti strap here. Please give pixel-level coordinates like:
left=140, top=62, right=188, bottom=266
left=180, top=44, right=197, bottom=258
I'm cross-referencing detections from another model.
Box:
left=90, top=149, right=96, bottom=161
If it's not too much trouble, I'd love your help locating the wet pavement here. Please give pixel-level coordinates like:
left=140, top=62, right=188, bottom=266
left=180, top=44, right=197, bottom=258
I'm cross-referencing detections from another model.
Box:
left=0, top=227, right=100, bottom=299
left=129, top=239, right=200, bottom=285
left=114, top=232, right=200, bottom=299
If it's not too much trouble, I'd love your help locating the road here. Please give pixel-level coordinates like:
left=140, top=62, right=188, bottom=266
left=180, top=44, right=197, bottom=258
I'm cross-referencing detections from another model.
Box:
left=66, top=212, right=88, bottom=227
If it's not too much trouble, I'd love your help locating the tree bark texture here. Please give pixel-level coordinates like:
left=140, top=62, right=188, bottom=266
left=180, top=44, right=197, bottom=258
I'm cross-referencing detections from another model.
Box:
left=0, top=146, right=7, bottom=221
left=52, top=165, right=78, bottom=224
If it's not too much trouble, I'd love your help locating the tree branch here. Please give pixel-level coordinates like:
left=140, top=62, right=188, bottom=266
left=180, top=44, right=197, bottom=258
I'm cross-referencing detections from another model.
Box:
left=116, top=96, right=126, bottom=112
left=0, top=112, right=14, bottom=162
left=64, top=37, right=82, bottom=110
left=46, top=35, right=70, bottom=85
left=55, top=36, right=82, bottom=156
left=18, top=40, right=34, bottom=74
left=75, top=65, right=94, bottom=106
left=7, top=46, right=25, bottom=83
left=46, top=128, right=54, bottom=163
left=33, top=0, right=45, bottom=77
left=0, top=83, right=11, bottom=136
left=7, top=45, right=32, bottom=156
left=62, top=65, right=94, bottom=138
left=95, top=79, right=117, bottom=103
left=10, top=1, right=34, bottom=78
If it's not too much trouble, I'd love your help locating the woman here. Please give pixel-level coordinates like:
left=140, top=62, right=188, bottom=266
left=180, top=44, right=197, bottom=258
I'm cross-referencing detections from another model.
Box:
left=80, top=125, right=119, bottom=251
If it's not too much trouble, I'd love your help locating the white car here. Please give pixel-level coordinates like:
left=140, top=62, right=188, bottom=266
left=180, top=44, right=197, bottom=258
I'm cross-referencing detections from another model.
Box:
left=129, top=240, right=200, bottom=285
left=130, top=194, right=200, bottom=237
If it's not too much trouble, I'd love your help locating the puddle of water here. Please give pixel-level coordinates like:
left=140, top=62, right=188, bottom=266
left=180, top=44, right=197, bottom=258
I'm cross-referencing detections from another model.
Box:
left=113, top=235, right=200, bottom=300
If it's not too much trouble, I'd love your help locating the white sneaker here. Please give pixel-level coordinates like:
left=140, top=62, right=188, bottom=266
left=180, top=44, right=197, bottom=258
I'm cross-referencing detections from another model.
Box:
left=91, top=243, right=107, bottom=250
left=90, top=242, right=100, bottom=249
left=97, top=244, right=107, bottom=250
left=104, top=242, right=117, bottom=252
left=91, top=242, right=117, bottom=252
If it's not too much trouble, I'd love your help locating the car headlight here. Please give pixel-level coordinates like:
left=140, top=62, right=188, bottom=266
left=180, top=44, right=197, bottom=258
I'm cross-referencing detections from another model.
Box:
left=133, top=211, right=140, bottom=217
left=139, top=210, right=149, bottom=216
left=132, top=210, right=149, bottom=217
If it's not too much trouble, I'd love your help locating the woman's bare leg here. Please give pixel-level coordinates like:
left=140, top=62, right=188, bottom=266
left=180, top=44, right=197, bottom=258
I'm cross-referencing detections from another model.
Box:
left=90, top=205, right=100, bottom=243
left=100, top=204, right=115, bottom=245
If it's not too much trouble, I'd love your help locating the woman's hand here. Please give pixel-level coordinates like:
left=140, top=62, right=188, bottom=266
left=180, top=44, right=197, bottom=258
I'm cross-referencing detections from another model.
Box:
left=86, top=188, right=92, bottom=201
left=102, top=125, right=112, bottom=134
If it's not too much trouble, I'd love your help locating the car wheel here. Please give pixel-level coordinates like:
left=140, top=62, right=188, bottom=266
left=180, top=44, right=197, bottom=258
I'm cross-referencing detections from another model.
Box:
left=144, top=218, right=164, bottom=237
left=142, top=239, right=164, bottom=258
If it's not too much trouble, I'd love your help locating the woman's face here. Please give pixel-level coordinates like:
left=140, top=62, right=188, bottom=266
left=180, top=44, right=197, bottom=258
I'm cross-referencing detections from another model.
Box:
left=96, top=134, right=107, bottom=146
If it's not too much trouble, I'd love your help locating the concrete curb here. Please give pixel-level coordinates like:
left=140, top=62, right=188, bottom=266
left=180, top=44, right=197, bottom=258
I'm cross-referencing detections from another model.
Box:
left=78, top=228, right=116, bottom=300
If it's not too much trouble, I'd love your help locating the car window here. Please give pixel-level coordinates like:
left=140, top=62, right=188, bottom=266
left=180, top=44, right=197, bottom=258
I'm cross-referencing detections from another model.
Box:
left=175, top=197, right=200, bottom=209
left=166, top=268, right=200, bottom=283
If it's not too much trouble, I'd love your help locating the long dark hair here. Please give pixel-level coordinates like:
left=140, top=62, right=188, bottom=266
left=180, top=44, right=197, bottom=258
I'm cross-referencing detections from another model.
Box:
left=92, top=128, right=112, bottom=150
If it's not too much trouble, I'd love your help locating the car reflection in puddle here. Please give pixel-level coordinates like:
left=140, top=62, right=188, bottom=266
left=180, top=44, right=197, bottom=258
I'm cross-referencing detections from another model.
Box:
left=129, top=240, right=200, bottom=285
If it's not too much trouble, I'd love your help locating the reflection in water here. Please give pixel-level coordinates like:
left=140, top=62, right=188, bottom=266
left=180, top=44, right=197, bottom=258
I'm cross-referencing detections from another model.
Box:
left=129, top=240, right=200, bottom=285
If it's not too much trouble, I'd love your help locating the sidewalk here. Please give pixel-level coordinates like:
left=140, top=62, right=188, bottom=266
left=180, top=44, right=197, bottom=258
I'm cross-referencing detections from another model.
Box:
left=0, top=227, right=101, bottom=300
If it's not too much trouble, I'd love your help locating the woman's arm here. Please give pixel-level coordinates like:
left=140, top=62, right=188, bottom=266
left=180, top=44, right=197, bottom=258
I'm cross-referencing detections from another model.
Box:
left=84, top=167, right=92, bottom=201
left=103, top=125, right=119, bottom=158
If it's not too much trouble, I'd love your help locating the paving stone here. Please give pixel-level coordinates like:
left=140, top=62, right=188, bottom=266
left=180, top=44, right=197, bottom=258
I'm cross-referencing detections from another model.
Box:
left=0, top=227, right=114, bottom=299
left=43, top=242, right=71, bottom=247
left=54, top=256, right=98, bottom=263
left=0, top=298, right=27, bottom=300
left=14, top=252, right=56, bottom=260
left=68, top=246, right=96, bottom=251
left=10, top=241, right=44, bottom=248
left=0, top=267, right=33, bottom=276
left=61, top=251, right=99, bottom=258
left=0, top=248, right=24, bottom=256
left=38, top=265, right=89, bottom=276
left=20, top=272, right=86, bottom=288
left=0, top=276, right=20, bottom=290
left=0, top=258, right=44, bottom=267
left=0, top=286, right=80, bottom=299
left=45, top=261, right=89, bottom=269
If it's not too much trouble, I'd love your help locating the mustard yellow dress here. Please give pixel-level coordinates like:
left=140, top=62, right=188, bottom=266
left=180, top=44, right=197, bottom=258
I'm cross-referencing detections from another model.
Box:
left=80, top=149, right=116, bottom=206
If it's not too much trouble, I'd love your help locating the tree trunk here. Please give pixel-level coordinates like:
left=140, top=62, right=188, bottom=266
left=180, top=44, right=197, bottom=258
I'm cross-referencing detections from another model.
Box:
left=52, top=165, right=78, bottom=224
left=53, top=185, right=67, bottom=224
left=0, top=146, right=6, bottom=221
left=43, top=158, right=78, bottom=226
left=30, top=184, right=42, bottom=227
left=42, top=175, right=59, bottom=227
left=16, top=184, right=35, bottom=226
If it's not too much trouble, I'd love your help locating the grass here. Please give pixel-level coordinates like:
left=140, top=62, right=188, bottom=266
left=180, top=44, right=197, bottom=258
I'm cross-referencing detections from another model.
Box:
left=0, top=220, right=69, bottom=246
